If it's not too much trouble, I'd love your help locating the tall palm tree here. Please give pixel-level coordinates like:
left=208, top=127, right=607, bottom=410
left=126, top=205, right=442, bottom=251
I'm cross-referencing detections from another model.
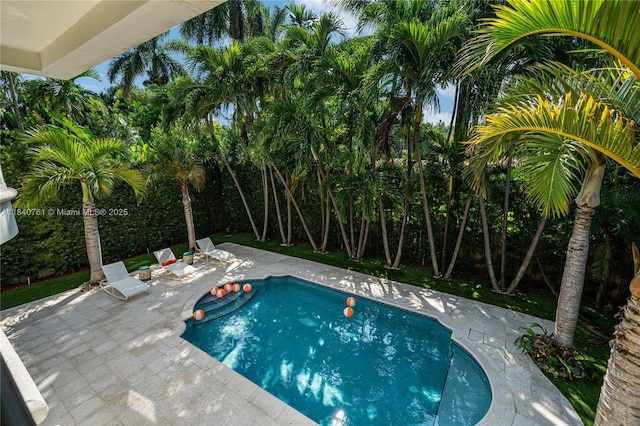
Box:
left=183, top=43, right=261, bottom=240
left=180, top=8, right=227, bottom=45
left=147, top=125, right=205, bottom=252
left=285, top=2, right=318, bottom=29
left=107, top=32, right=185, bottom=99
left=359, top=0, right=465, bottom=269
left=17, top=117, right=146, bottom=282
left=459, top=0, right=640, bottom=348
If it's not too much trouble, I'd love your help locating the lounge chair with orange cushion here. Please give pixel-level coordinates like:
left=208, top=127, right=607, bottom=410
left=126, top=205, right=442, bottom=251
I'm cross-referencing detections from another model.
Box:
left=153, top=247, right=198, bottom=278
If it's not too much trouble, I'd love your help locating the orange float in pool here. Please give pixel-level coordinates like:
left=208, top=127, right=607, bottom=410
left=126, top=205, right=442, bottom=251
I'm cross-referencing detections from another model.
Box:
left=343, top=307, right=353, bottom=317
left=193, top=309, right=205, bottom=320
left=215, top=288, right=226, bottom=298
left=243, top=283, right=252, bottom=293
left=346, top=297, right=356, bottom=307
left=232, top=283, right=241, bottom=292
left=224, top=283, right=233, bottom=293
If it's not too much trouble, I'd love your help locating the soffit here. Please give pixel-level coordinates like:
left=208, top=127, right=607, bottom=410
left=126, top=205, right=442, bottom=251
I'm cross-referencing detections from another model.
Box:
left=1, top=0, right=225, bottom=79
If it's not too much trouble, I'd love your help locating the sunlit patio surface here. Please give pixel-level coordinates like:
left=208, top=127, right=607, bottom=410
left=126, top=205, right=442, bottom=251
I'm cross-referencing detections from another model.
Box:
left=0, top=243, right=582, bottom=425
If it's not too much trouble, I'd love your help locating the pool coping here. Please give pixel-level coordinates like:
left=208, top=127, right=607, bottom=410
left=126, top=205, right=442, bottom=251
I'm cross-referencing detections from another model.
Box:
left=1, top=243, right=583, bottom=425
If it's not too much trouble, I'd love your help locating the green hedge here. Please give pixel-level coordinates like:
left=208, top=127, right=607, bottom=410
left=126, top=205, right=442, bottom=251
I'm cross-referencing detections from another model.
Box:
left=2, top=157, right=633, bottom=299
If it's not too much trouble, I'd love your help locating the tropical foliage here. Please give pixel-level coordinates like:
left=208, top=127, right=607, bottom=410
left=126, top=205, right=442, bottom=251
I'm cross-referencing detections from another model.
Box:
left=2, top=2, right=639, bottom=423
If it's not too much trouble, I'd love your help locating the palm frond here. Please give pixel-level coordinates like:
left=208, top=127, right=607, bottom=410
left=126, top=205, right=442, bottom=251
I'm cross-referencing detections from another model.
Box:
left=470, top=92, right=640, bottom=178
left=458, top=0, right=640, bottom=78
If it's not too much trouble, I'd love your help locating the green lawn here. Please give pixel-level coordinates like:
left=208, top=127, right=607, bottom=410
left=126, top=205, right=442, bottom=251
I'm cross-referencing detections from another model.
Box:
left=0, top=233, right=614, bottom=425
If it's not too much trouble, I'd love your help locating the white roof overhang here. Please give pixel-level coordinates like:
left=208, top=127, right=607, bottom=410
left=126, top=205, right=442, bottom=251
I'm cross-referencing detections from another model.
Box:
left=0, top=0, right=226, bottom=79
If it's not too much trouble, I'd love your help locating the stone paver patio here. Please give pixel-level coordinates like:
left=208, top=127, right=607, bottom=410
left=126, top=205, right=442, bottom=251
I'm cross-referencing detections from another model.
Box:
left=1, top=243, right=583, bottom=425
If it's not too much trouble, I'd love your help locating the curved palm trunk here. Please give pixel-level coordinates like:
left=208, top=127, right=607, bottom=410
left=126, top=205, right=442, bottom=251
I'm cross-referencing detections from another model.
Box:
left=181, top=183, right=197, bottom=252
left=260, top=163, right=269, bottom=242
left=415, top=136, right=441, bottom=277
left=349, top=197, right=356, bottom=255
left=271, top=161, right=319, bottom=251
left=321, top=192, right=331, bottom=253
left=440, top=174, right=453, bottom=275
left=314, top=156, right=353, bottom=258
left=555, top=158, right=605, bottom=348
left=286, top=173, right=293, bottom=246
left=444, top=195, right=472, bottom=280
left=355, top=214, right=369, bottom=261
left=594, top=246, right=640, bottom=425
left=317, top=169, right=329, bottom=252
left=506, top=216, right=547, bottom=294
left=392, top=127, right=412, bottom=269
left=82, top=200, right=104, bottom=283
left=479, top=196, right=500, bottom=291
left=269, top=165, right=287, bottom=245
left=500, top=150, right=514, bottom=290
left=328, top=188, right=353, bottom=258
left=206, top=120, right=260, bottom=240
left=378, top=191, right=393, bottom=267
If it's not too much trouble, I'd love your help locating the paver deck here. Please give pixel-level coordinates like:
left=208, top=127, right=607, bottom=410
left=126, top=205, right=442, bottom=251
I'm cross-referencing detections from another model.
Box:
left=0, top=243, right=583, bottom=425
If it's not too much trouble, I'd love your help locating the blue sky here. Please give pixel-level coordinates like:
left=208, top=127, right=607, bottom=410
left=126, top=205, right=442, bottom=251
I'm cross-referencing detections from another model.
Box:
left=73, top=0, right=454, bottom=126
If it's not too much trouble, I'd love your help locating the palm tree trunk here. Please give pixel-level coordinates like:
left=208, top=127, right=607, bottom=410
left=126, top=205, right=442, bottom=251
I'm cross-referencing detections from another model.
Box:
left=5, top=72, right=24, bottom=131
left=444, top=195, right=472, bottom=280
left=317, top=169, right=328, bottom=251
left=314, top=156, right=353, bottom=258
left=182, top=183, right=197, bottom=252
left=82, top=200, right=104, bottom=283
left=328, top=187, right=353, bottom=258
left=359, top=219, right=370, bottom=260
left=440, top=173, right=453, bottom=275
left=414, top=133, right=441, bottom=277
left=355, top=213, right=368, bottom=260
left=206, top=120, right=260, bottom=240
left=555, top=157, right=605, bottom=348
left=506, top=216, right=547, bottom=294
left=321, top=194, right=331, bottom=252
left=392, top=126, right=412, bottom=270
left=378, top=191, right=393, bottom=267
left=594, top=253, right=640, bottom=425
left=500, top=149, right=514, bottom=290
left=479, top=196, right=500, bottom=291
left=286, top=173, right=293, bottom=246
left=260, top=162, right=269, bottom=242
left=271, top=161, right=319, bottom=251
left=269, top=165, right=287, bottom=245
left=349, top=196, right=356, bottom=256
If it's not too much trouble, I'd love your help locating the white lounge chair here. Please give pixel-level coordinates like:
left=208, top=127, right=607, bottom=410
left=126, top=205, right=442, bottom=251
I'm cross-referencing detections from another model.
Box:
left=153, top=247, right=198, bottom=278
left=196, top=237, right=235, bottom=263
left=100, top=261, right=150, bottom=301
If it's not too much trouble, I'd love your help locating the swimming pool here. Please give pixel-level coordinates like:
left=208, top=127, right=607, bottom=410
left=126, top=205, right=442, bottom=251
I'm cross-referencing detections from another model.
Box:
left=182, top=276, right=491, bottom=425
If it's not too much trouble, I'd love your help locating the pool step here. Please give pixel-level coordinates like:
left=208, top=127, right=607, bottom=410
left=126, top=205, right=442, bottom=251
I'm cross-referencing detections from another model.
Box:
left=193, top=288, right=258, bottom=326
left=197, top=290, right=243, bottom=312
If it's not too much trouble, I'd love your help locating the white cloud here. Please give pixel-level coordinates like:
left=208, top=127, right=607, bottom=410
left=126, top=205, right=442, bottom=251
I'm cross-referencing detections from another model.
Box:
left=297, top=0, right=361, bottom=37
left=422, top=108, right=452, bottom=126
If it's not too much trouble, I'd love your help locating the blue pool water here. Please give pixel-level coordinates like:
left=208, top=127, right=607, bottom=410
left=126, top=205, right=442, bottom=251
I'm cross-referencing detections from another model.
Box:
left=182, top=276, right=491, bottom=425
